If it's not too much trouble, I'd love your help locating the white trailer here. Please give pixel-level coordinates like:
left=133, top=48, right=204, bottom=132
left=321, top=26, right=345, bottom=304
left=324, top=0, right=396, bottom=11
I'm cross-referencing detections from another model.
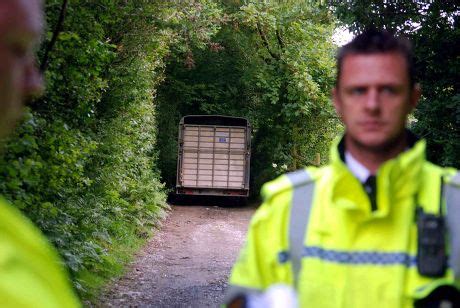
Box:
left=176, top=115, right=251, bottom=197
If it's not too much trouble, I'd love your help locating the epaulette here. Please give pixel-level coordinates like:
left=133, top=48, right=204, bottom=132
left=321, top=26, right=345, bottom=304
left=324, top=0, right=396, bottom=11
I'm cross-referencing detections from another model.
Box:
left=261, top=168, right=315, bottom=202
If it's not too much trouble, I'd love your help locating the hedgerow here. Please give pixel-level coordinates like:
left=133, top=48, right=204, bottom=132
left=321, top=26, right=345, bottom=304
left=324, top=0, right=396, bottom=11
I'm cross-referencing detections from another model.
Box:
left=0, top=0, right=170, bottom=298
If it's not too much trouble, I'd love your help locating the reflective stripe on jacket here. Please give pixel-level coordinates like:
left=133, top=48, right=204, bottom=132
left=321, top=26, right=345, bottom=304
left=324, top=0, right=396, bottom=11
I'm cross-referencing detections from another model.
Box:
left=0, top=197, right=80, bottom=307
left=227, top=138, right=460, bottom=307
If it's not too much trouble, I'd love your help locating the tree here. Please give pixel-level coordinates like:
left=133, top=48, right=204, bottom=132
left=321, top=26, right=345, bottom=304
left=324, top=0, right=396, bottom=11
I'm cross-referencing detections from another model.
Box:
left=236, top=1, right=340, bottom=188
left=156, top=1, right=341, bottom=193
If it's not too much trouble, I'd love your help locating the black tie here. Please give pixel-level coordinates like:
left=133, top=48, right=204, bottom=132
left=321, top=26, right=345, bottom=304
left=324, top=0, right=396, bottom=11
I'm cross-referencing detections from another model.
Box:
left=364, top=175, right=377, bottom=211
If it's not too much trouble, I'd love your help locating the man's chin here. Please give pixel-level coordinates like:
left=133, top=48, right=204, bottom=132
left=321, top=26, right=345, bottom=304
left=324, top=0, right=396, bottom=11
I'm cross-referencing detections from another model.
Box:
left=351, top=133, right=401, bottom=152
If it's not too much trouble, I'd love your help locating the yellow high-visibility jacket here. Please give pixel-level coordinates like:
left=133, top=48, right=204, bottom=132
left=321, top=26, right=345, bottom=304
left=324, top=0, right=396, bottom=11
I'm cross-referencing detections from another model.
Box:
left=0, top=197, right=80, bottom=307
left=228, top=138, right=460, bottom=307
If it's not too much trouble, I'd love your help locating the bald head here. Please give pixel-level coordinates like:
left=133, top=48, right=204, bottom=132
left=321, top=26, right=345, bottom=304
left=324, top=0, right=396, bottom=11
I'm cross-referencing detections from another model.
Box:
left=0, top=0, right=44, bottom=139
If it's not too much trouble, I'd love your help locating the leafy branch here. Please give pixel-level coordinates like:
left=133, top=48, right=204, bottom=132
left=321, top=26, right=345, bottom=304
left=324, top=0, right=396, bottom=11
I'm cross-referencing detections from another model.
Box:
left=40, top=0, right=68, bottom=72
left=256, top=22, right=279, bottom=60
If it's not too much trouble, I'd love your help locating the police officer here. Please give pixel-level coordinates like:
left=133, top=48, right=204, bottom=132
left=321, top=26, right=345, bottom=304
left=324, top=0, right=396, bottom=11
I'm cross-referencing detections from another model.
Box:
left=225, top=30, right=460, bottom=307
left=0, top=0, right=80, bottom=306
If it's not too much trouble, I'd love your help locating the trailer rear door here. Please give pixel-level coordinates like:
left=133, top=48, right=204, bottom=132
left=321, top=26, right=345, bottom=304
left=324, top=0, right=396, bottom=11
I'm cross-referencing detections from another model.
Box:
left=181, top=125, right=247, bottom=190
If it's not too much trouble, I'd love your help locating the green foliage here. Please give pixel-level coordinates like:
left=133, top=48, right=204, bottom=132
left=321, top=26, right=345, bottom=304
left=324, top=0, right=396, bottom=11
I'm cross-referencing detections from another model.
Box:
left=333, top=0, right=459, bottom=168
left=0, top=0, right=169, bottom=299
left=239, top=1, right=339, bottom=184
left=157, top=1, right=341, bottom=193
left=0, top=0, right=343, bottom=300
left=0, top=109, right=96, bottom=214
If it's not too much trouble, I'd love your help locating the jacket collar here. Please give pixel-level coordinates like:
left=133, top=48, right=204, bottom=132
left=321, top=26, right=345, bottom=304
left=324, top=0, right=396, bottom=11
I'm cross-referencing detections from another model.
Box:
left=329, top=131, right=425, bottom=219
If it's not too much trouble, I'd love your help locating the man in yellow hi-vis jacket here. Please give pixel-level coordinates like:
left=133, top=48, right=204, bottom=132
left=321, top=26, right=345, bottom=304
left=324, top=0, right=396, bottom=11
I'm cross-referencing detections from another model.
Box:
left=0, top=0, right=80, bottom=306
left=225, top=30, right=460, bottom=307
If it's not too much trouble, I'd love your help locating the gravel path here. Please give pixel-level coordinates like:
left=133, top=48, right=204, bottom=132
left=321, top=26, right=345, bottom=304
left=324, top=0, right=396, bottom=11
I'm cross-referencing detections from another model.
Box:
left=97, top=203, right=255, bottom=307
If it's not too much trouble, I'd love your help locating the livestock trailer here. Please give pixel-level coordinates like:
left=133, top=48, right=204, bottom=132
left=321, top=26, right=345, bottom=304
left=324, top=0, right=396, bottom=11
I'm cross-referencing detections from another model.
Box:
left=176, top=115, right=251, bottom=197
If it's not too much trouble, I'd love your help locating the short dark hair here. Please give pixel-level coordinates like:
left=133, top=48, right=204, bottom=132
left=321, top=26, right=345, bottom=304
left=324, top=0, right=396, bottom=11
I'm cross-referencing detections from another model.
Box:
left=336, top=29, right=416, bottom=87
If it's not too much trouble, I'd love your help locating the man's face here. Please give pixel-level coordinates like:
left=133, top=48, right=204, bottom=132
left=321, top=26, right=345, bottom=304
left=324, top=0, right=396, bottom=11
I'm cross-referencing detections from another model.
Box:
left=333, top=52, right=420, bottom=151
left=0, top=0, right=43, bottom=138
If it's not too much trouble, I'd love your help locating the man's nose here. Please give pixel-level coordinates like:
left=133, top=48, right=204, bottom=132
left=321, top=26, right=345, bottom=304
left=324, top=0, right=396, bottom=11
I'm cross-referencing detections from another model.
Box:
left=364, top=88, right=380, bottom=112
left=23, top=58, right=44, bottom=99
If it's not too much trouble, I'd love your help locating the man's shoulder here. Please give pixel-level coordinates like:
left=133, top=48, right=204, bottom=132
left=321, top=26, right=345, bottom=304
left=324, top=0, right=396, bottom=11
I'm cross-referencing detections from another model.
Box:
left=0, top=197, right=80, bottom=307
left=0, top=197, right=52, bottom=251
left=251, top=166, right=328, bottom=226
left=0, top=197, right=65, bottom=275
left=260, top=167, right=325, bottom=201
left=421, top=161, right=459, bottom=186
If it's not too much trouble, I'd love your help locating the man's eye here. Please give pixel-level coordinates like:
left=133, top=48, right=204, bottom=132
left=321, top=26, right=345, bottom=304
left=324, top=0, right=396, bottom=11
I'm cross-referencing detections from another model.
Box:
left=381, top=86, right=397, bottom=95
left=350, top=87, right=366, bottom=95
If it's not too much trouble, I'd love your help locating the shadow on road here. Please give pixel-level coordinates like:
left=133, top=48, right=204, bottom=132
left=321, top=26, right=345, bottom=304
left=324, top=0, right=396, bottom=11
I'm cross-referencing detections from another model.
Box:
left=168, top=193, right=254, bottom=208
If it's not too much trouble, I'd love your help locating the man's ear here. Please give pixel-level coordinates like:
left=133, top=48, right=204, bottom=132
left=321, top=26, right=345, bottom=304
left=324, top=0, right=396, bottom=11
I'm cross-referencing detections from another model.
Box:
left=332, top=87, right=342, bottom=119
left=409, top=83, right=421, bottom=112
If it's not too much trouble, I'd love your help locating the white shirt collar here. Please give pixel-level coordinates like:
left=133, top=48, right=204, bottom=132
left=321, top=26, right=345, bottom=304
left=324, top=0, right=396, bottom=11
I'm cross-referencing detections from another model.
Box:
left=345, top=151, right=371, bottom=183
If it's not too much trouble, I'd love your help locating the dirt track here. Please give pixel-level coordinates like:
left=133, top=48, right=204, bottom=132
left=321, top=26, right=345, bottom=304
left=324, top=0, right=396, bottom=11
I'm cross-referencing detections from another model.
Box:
left=97, top=203, right=255, bottom=307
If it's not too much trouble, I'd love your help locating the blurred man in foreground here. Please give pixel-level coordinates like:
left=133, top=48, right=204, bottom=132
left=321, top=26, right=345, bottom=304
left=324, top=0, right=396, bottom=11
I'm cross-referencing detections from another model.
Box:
left=0, top=0, right=80, bottom=306
left=225, top=30, right=460, bottom=307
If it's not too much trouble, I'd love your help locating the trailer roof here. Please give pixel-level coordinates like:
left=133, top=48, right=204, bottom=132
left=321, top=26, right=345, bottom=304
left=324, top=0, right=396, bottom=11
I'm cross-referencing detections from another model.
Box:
left=181, top=115, right=249, bottom=127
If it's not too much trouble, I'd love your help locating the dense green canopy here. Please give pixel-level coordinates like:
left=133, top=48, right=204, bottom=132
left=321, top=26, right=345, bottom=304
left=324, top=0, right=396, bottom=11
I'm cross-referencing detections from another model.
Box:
left=158, top=0, right=340, bottom=190
left=0, top=0, right=455, bottom=300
